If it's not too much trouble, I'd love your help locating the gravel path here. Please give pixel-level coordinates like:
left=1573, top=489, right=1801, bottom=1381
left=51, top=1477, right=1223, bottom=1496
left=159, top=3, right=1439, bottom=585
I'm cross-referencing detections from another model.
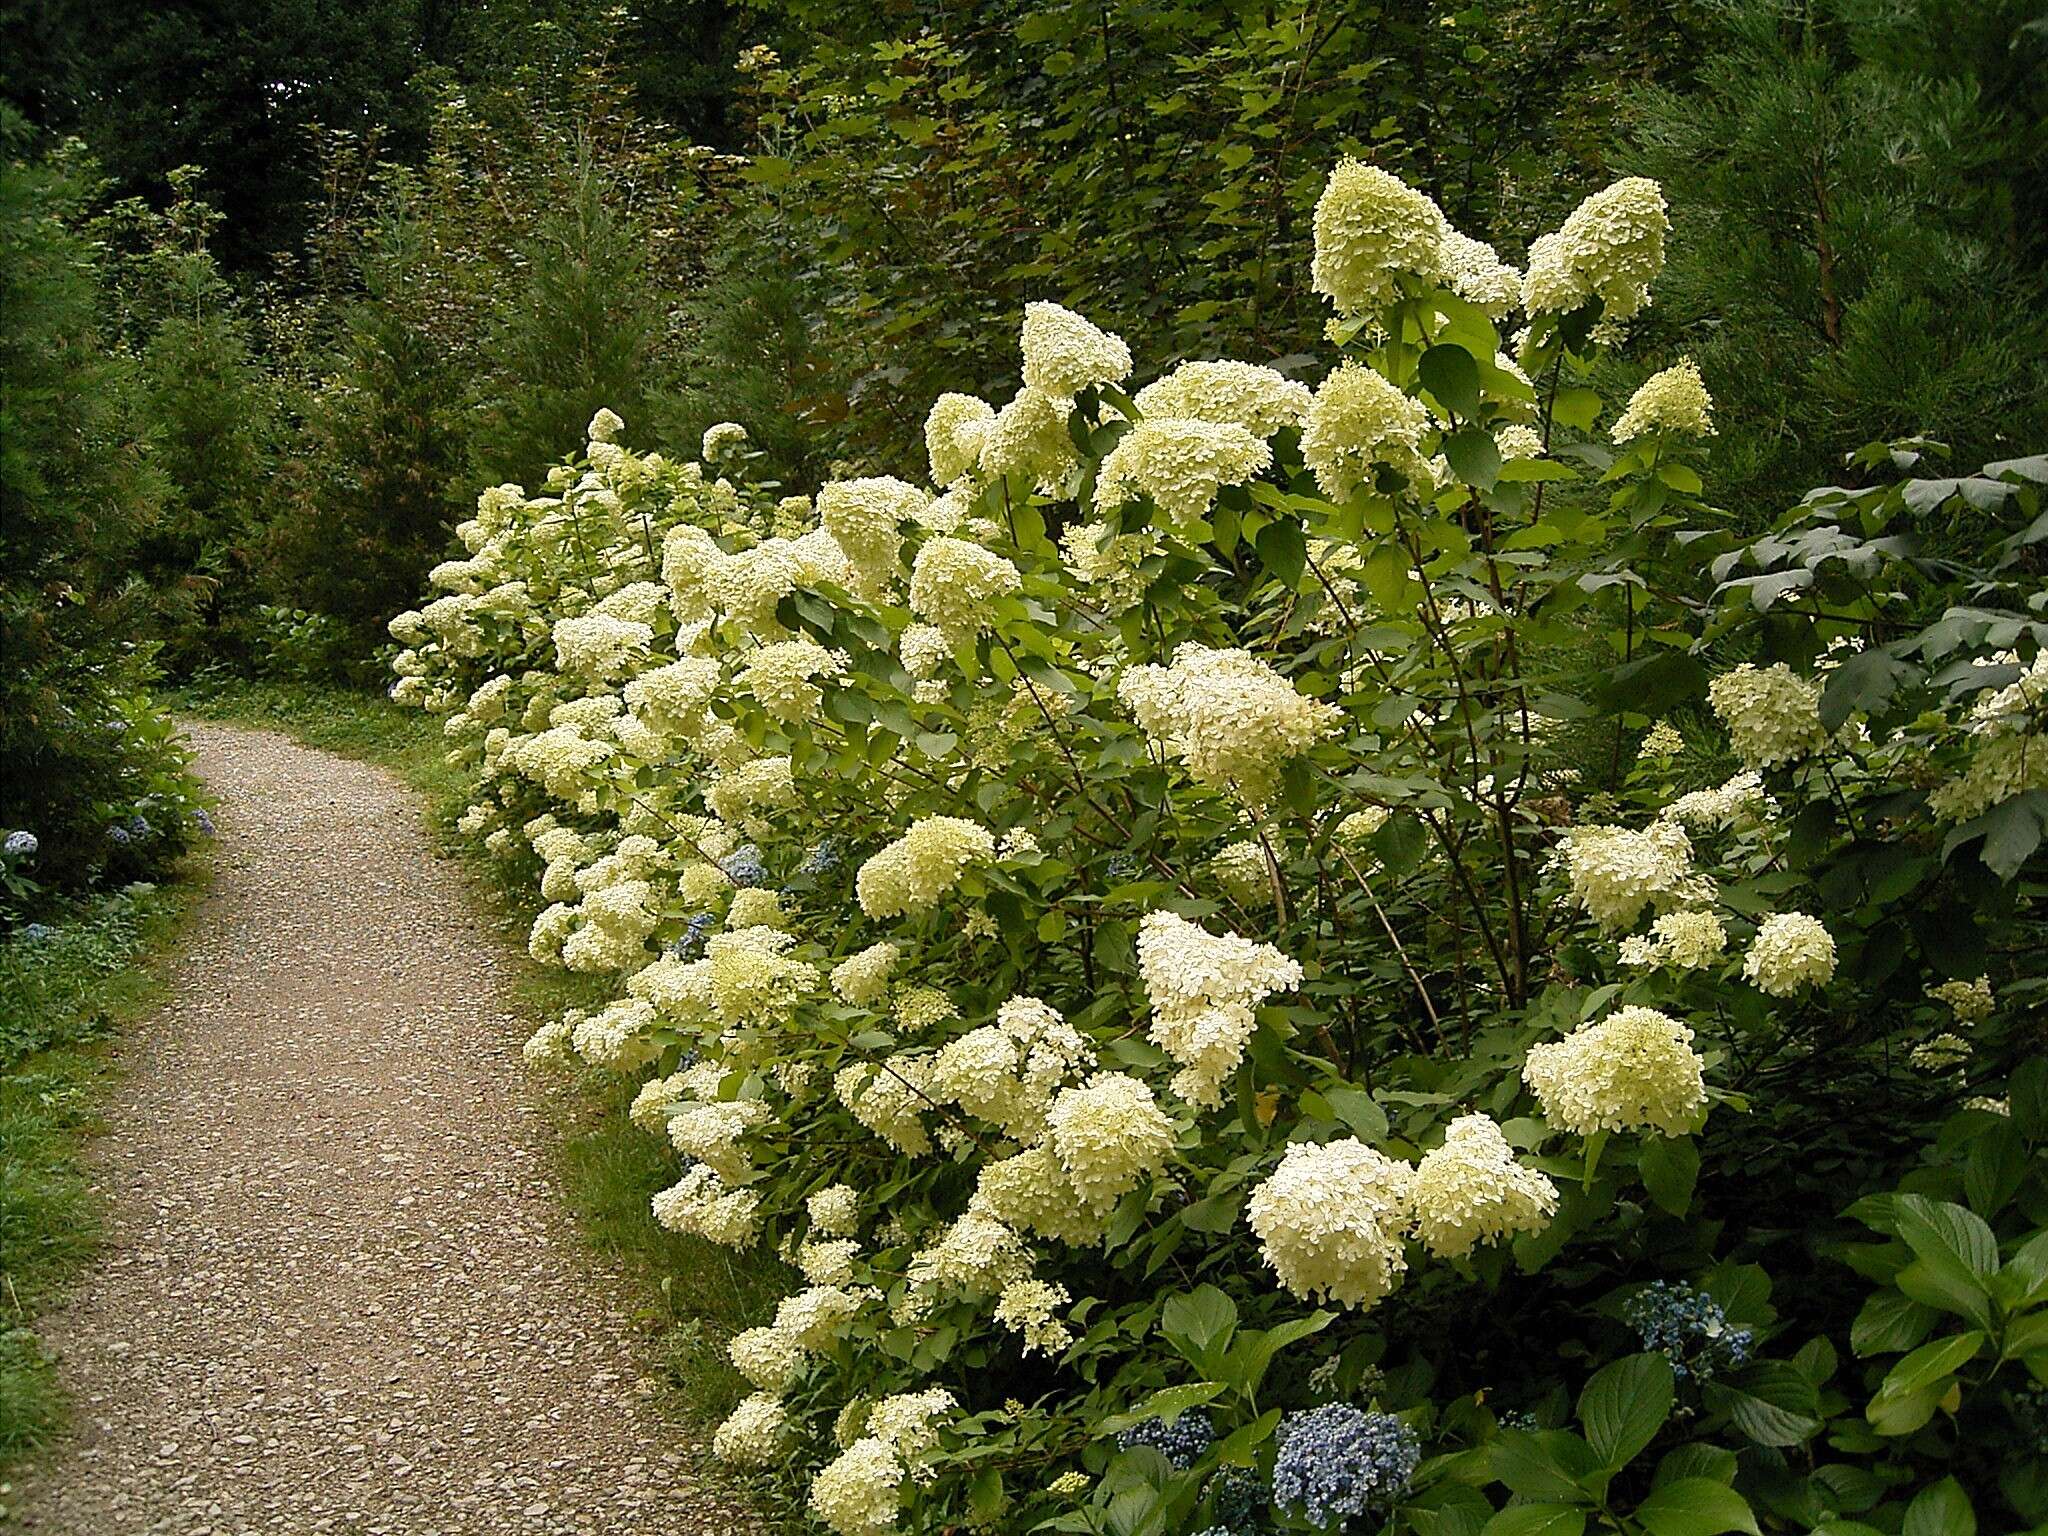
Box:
left=8, top=721, right=740, bottom=1536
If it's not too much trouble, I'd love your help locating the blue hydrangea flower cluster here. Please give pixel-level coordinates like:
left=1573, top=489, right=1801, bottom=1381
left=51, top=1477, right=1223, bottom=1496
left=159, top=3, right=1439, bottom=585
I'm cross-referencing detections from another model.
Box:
left=193, top=809, right=216, bottom=837
left=19, top=922, right=55, bottom=943
left=3, top=830, right=38, bottom=858
left=798, top=838, right=842, bottom=876
left=1200, top=1466, right=1263, bottom=1533
left=1271, top=1405, right=1420, bottom=1527
left=128, top=814, right=151, bottom=838
left=1622, top=1281, right=1754, bottom=1381
left=720, top=844, right=769, bottom=887
left=668, top=912, right=717, bottom=960
left=1116, top=1409, right=1214, bottom=1470
left=1104, top=853, right=1137, bottom=881
left=107, top=824, right=131, bottom=847
left=2010, top=1382, right=2048, bottom=1457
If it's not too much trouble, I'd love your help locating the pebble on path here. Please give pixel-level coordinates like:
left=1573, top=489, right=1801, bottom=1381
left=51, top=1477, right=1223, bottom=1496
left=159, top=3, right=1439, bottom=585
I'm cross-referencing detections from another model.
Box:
left=8, top=722, right=752, bottom=1536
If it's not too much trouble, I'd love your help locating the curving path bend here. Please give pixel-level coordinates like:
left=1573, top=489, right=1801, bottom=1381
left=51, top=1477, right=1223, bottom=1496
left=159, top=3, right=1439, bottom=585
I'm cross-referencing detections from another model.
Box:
left=9, top=721, right=739, bottom=1536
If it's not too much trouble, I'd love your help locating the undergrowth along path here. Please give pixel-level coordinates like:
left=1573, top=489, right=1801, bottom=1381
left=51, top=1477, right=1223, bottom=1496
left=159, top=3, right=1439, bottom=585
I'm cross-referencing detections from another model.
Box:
left=9, top=721, right=739, bottom=1536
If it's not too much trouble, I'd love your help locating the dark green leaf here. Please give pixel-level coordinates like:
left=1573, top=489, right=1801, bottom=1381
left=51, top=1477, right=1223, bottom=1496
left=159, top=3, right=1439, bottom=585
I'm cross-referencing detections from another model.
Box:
left=1578, top=1353, right=1673, bottom=1469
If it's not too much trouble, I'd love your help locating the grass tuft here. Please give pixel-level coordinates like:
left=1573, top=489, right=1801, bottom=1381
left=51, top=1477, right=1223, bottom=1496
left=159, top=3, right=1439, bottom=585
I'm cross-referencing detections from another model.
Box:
left=0, top=873, right=207, bottom=1468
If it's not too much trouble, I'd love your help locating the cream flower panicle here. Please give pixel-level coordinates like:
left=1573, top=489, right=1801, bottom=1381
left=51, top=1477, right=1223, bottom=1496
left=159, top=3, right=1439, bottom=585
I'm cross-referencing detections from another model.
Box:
left=1019, top=301, right=1133, bottom=397
left=1094, top=417, right=1272, bottom=533
left=1742, top=912, right=1836, bottom=996
left=1311, top=160, right=1449, bottom=317
left=1520, top=177, right=1669, bottom=323
left=1708, top=663, right=1829, bottom=769
left=1523, top=1006, right=1708, bottom=1137
left=1131, top=360, right=1312, bottom=438
left=856, top=817, right=997, bottom=919
left=1411, top=1114, right=1557, bottom=1259
left=1247, top=1138, right=1414, bottom=1309
left=925, top=392, right=996, bottom=487
left=1300, top=363, right=1431, bottom=501
left=1118, top=643, right=1342, bottom=806
left=1612, top=359, right=1714, bottom=443
left=1044, top=1072, right=1175, bottom=1213
left=1137, top=910, right=1303, bottom=1106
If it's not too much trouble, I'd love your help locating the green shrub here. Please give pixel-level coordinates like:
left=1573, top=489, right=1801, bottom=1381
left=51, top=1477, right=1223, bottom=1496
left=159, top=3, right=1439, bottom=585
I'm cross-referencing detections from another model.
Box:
left=383, top=149, right=2045, bottom=1533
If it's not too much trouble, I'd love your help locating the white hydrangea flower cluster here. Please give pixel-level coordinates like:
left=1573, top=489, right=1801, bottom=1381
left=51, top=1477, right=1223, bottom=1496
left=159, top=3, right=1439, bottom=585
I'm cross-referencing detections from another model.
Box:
left=925, top=392, right=997, bottom=488
left=1300, top=363, right=1431, bottom=501
left=1742, top=912, right=1836, bottom=996
left=908, top=536, right=1022, bottom=643
left=1438, top=229, right=1523, bottom=318
left=1136, top=911, right=1303, bottom=1106
left=1019, top=301, right=1133, bottom=397
left=817, top=475, right=929, bottom=593
left=808, top=1183, right=862, bottom=1235
left=552, top=612, right=653, bottom=679
left=808, top=1435, right=903, bottom=1536
left=1044, top=1072, right=1176, bottom=1214
left=1662, top=771, right=1771, bottom=831
left=1522, top=1006, right=1708, bottom=1136
left=1247, top=1138, right=1415, bottom=1309
left=713, top=1392, right=788, bottom=1466
left=981, top=386, right=1080, bottom=493
left=1553, top=821, right=1712, bottom=931
left=1094, top=417, right=1272, bottom=532
left=652, top=1164, right=761, bottom=1248
left=1708, top=663, right=1829, bottom=769
left=1132, top=360, right=1312, bottom=437
left=831, top=942, right=901, bottom=1007
left=1411, top=1114, right=1558, bottom=1259
left=1612, top=359, right=1714, bottom=442
left=856, top=817, right=997, bottom=919
left=1310, top=160, right=1449, bottom=317
left=836, top=1057, right=936, bottom=1155
left=740, top=639, right=848, bottom=721
left=1634, top=909, right=1729, bottom=971
left=1119, top=644, right=1343, bottom=806
left=1520, top=177, right=1669, bottom=323
left=993, top=1278, right=1072, bottom=1355
left=1928, top=975, right=1994, bottom=1023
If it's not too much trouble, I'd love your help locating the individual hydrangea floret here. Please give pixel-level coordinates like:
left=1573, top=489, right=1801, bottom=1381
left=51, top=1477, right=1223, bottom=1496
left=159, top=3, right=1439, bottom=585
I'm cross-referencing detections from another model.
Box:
left=1623, top=1280, right=1754, bottom=1381
left=1019, top=301, right=1133, bottom=397
left=1272, top=1405, right=1420, bottom=1526
left=1311, top=160, right=1449, bottom=317
left=1247, top=1138, right=1414, bottom=1310
left=1742, top=912, right=1835, bottom=997
left=1411, top=1113, right=1558, bottom=1259
left=1300, top=363, right=1431, bottom=501
left=1523, top=1006, right=1708, bottom=1137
